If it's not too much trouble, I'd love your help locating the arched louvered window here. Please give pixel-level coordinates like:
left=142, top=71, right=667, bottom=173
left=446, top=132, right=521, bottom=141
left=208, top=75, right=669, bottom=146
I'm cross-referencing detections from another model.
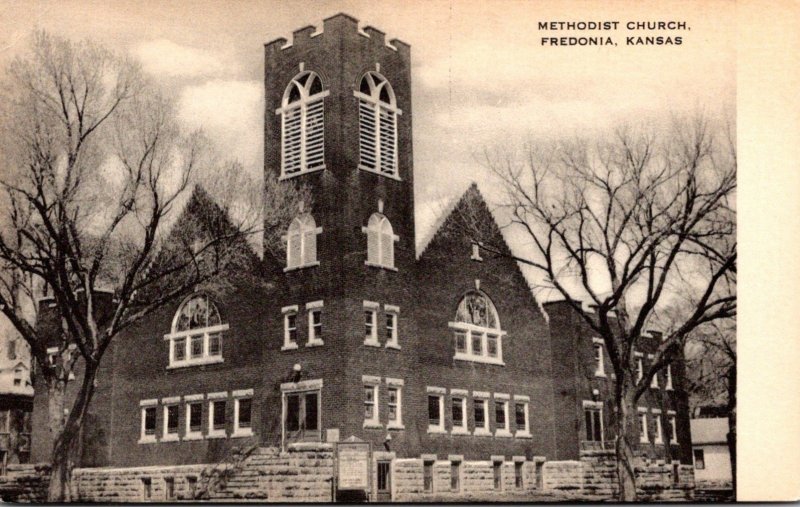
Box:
left=363, top=213, right=398, bottom=269
left=449, top=290, right=506, bottom=365
left=279, top=71, right=327, bottom=177
left=355, top=72, right=400, bottom=177
left=285, top=214, right=322, bottom=270
left=166, top=294, right=229, bottom=368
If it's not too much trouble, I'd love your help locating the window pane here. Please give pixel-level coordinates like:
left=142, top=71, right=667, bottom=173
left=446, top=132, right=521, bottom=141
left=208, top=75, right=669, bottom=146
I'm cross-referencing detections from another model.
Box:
left=452, top=398, right=463, bottom=427
left=303, top=228, right=317, bottom=264
left=213, top=401, right=226, bottom=429
left=364, top=386, right=374, bottom=419
left=515, top=403, right=526, bottom=428
left=475, top=401, right=486, bottom=428
left=191, top=335, right=203, bottom=358
left=304, top=392, right=319, bottom=430
left=455, top=331, right=466, bottom=353
left=487, top=335, right=498, bottom=357
left=238, top=398, right=252, bottom=428
left=174, top=338, right=186, bottom=361
left=286, top=395, right=300, bottom=432
left=471, top=332, right=483, bottom=355
left=495, top=401, right=506, bottom=426
left=365, top=311, right=374, bottom=338
left=189, top=403, right=202, bottom=431
left=167, top=405, right=179, bottom=433
left=381, top=232, right=394, bottom=267
left=209, top=333, right=221, bottom=356
left=144, top=407, right=156, bottom=434
left=428, top=395, right=440, bottom=426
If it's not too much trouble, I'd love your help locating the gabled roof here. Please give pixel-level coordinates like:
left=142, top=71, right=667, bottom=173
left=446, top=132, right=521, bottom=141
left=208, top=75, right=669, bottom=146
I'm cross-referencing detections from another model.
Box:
left=691, top=418, right=730, bottom=445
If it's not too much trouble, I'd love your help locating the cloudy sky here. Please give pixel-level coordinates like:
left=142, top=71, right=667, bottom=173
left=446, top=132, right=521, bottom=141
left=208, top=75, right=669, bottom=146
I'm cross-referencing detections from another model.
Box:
left=0, top=0, right=736, bottom=299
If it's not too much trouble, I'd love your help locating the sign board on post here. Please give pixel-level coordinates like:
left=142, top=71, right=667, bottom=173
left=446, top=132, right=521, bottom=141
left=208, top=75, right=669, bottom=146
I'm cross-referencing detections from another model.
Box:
left=336, top=439, right=371, bottom=491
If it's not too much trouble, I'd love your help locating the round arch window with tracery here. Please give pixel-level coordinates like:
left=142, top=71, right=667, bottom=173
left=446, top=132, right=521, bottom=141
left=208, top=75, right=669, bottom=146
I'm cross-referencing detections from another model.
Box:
left=449, top=291, right=506, bottom=365
left=166, top=294, right=230, bottom=368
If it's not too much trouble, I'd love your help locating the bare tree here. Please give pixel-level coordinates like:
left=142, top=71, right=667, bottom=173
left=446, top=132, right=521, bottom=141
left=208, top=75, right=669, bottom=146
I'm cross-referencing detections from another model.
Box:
left=686, top=319, right=736, bottom=494
left=0, top=31, right=304, bottom=501
left=456, top=115, right=736, bottom=500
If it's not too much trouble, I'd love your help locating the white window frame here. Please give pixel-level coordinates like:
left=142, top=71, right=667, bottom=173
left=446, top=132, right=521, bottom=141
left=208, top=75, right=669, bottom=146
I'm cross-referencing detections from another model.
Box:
left=638, top=407, right=649, bottom=443
left=354, top=71, right=402, bottom=179
left=164, top=296, right=228, bottom=369
left=386, top=377, right=404, bottom=429
left=306, top=300, right=324, bottom=346
left=450, top=291, right=505, bottom=365
left=450, top=391, right=469, bottom=435
left=283, top=215, right=322, bottom=272
left=363, top=377, right=381, bottom=429
left=470, top=243, right=483, bottom=261
left=494, top=394, right=511, bottom=437
left=426, top=386, right=446, bottom=434
left=514, top=395, right=531, bottom=438
left=653, top=409, right=664, bottom=444
left=592, top=338, right=606, bottom=377
left=208, top=392, right=228, bottom=439
left=582, top=400, right=604, bottom=443
left=385, top=305, right=400, bottom=349
left=665, top=365, right=674, bottom=390
left=363, top=301, right=379, bottom=346
left=184, top=394, right=204, bottom=440
left=139, top=399, right=158, bottom=444
left=668, top=410, right=678, bottom=443
left=635, top=351, right=644, bottom=382
left=162, top=397, right=181, bottom=442
left=282, top=305, right=299, bottom=351
left=363, top=214, right=399, bottom=270
left=276, top=71, right=329, bottom=179
left=648, top=354, right=659, bottom=388
left=472, top=394, right=491, bottom=436
left=232, top=389, right=254, bottom=438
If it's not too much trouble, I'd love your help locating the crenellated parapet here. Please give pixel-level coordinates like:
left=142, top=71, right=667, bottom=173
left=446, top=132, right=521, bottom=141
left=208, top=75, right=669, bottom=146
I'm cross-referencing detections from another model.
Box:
left=264, top=13, right=409, bottom=58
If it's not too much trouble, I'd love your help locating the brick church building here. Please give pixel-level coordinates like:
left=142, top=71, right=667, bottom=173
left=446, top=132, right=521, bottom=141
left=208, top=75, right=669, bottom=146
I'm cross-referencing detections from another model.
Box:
left=29, top=14, right=692, bottom=471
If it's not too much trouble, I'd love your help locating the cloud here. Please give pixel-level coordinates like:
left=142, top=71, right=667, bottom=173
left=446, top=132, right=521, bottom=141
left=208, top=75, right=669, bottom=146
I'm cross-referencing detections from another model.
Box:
left=177, top=79, right=263, bottom=171
left=134, top=39, right=232, bottom=78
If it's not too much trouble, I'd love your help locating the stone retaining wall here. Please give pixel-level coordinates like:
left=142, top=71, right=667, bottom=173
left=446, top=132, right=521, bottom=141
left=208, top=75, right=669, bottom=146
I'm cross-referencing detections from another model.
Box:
left=541, top=450, right=695, bottom=501
left=0, top=464, right=49, bottom=502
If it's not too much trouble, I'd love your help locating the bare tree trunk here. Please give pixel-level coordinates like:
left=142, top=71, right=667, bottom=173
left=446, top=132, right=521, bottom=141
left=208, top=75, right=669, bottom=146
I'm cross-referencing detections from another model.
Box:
left=616, top=387, right=639, bottom=501
left=46, top=363, right=97, bottom=502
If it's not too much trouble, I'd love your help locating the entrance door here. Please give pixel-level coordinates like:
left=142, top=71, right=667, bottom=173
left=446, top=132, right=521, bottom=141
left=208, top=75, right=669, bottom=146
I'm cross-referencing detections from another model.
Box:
left=376, top=460, right=392, bottom=501
left=283, top=390, right=321, bottom=445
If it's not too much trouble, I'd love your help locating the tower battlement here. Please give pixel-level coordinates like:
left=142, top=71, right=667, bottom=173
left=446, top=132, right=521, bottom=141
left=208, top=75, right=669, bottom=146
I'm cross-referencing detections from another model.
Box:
left=264, top=13, right=409, bottom=57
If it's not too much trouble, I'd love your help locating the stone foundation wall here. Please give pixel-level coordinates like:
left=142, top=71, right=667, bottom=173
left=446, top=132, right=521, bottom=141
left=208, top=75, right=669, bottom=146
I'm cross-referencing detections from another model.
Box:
left=542, top=449, right=695, bottom=501
left=0, top=464, right=49, bottom=502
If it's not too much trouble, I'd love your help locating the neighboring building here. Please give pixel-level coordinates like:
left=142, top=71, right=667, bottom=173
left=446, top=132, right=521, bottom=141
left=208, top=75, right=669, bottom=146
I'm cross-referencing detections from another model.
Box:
left=690, top=418, right=732, bottom=488
left=0, top=317, right=34, bottom=469
left=29, top=13, right=693, bottom=473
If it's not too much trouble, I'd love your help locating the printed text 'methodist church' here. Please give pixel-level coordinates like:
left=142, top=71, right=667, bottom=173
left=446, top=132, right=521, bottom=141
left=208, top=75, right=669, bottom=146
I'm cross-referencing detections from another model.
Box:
left=30, top=14, right=692, bottom=468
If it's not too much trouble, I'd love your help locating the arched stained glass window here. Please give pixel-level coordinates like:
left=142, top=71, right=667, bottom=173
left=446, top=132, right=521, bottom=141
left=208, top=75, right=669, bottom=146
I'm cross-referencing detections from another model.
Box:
left=167, top=295, right=229, bottom=368
left=355, top=72, right=400, bottom=177
left=280, top=71, right=327, bottom=177
left=450, top=291, right=505, bottom=364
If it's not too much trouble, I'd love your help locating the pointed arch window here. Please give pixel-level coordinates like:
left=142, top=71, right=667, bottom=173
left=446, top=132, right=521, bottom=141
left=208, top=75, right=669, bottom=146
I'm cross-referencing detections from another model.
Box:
left=285, top=214, right=322, bottom=271
left=354, top=72, right=401, bottom=178
left=165, top=295, right=229, bottom=368
left=449, top=291, right=506, bottom=365
left=363, top=213, right=398, bottom=270
left=277, top=71, right=328, bottom=178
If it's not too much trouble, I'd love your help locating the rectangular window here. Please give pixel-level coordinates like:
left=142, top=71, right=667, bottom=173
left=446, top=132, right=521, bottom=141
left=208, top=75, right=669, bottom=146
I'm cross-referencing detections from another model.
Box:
left=187, top=402, right=202, bottom=435
left=164, top=477, right=175, bottom=500
left=386, top=311, right=398, bottom=347
left=423, top=461, right=433, bottom=492
left=639, top=411, right=649, bottom=443
left=651, top=359, right=659, bottom=388
left=208, top=333, right=222, bottom=356
left=654, top=412, right=663, bottom=444
left=364, top=309, right=377, bottom=342
left=187, top=476, right=197, bottom=499
left=666, top=365, right=674, bottom=390
left=142, top=406, right=157, bottom=439
left=387, top=386, right=401, bottom=426
left=364, top=385, right=379, bottom=426
left=636, top=357, right=644, bottom=382
left=212, top=400, right=226, bottom=432
left=174, top=338, right=186, bottom=362
left=190, top=335, right=203, bottom=358
left=142, top=478, right=152, bottom=501
left=515, top=402, right=529, bottom=434
left=454, top=331, right=467, bottom=354
left=593, top=342, right=605, bottom=376
left=236, top=397, right=252, bottom=432
left=487, top=334, right=498, bottom=357
left=284, top=310, right=298, bottom=348
left=493, top=461, right=502, bottom=490
left=7, top=340, right=16, bottom=360
left=377, top=461, right=391, bottom=493
left=452, top=398, right=465, bottom=429
left=471, top=332, right=483, bottom=356
left=515, top=462, right=523, bottom=489
left=164, top=404, right=179, bottom=438
left=585, top=408, right=603, bottom=442
left=428, top=394, right=443, bottom=431
left=495, top=400, right=508, bottom=433
left=669, top=415, right=678, bottom=443
left=474, top=399, right=487, bottom=431
left=693, top=449, right=705, bottom=469
left=451, top=462, right=460, bottom=492
left=308, top=308, right=323, bottom=344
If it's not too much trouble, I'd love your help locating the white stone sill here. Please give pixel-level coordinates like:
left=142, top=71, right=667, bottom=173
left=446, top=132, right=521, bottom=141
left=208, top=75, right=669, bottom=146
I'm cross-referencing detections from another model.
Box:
left=427, top=427, right=447, bottom=435
left=363, top=421, right=383, bottom=429
left=281, top=343, right=299, bottom=351
left=453, top=353, right=505, bottom=366
left=595, top=372, right=607, bottom=378
left=207, top=432, right=227, bottom=440
left=364, top=340, right=381, bottom=348
left=306, top=340, right=324, bottom=347
left=232, top=429, right=254, bottom=438
left=283, top=261, right=320, bottom=273
left=161, top=434, right=180, bottom=442
left=387, top=424, right=405, bottom=430
left=278, top=166, right=325, bottom=181
left=358, top=164, right=402, bottom=181
left=472, top=430, right=492, bottom=437
left=495, top=430, right=513, bottom=438
left=138, top=436, right=157, bottom=445
left=385, top=342, right=401, bottom=350
left=364, top=261, right=398, bottom=272
left=183, top=433, right=203, bottom=441
left=515, top=432, right=533, bottom=439
left=451, top=428, right=470, bottom=436
left=166, top=356, right=224, bottom=369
